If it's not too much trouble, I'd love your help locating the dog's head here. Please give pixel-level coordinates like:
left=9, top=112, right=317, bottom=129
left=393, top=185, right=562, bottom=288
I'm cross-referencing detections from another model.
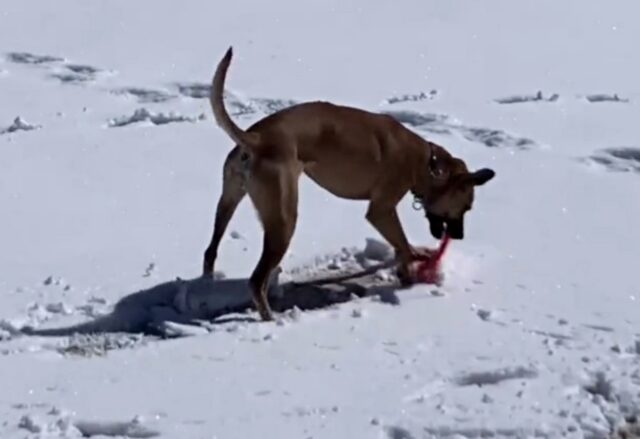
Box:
left=414, top=148, right=495, bottom=240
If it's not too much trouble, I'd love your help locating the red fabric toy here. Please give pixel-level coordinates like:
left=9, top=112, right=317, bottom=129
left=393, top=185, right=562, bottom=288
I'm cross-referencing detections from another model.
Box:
left=413, top=234, right=451, bottom=284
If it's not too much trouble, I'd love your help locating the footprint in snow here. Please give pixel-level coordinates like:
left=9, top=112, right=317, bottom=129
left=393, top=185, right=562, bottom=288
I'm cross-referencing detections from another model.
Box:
left=454, top=365, right=538, bottom=386
left=142, top=262, right=156, bottom=277
left=111, top=87, right=177, bottom=103
left=382, top=109, right=537, bottom=150
left=251, top=97, right=299, bottom=114
left=174, top=82, right=212, bottom=99
left=494, top=90, right=559, bottom=104
left=107, top=108, right=205, bottom=127
left=421, top=425, right=550, bottom=438
left=174, top=84, right=298, bottom=117
left=495, top=91, right=630, bottom=104
left=384, top=425, right=416, bottom=439
left=43, top=275, right=67, bottom=286
left=584, top=93, right=629, bottom=103
left=383, top=90, right=438, bottom=105
left=5, top=51, right=113, bottom=86
left=470, top=305, right=508, bottom=326
left=0, top=117, right=41, bottom=135
left=582, top=323, right=615, bottom=333
left=458, top=126, right=536, bottom=149
left=223, top=93, right=298, bottom=117
left=5, top=51, right=64, bottom=65
left=381, top=110, right=452, bottom=135
left=476, top=308, right=493, bottom=321
left=45, top=302, right=74, bottom=315
left=584, top=147, right=640, bottom=174
left=56, top=333, right=149, bottom=357
left=50, top=63, right=112, bottom=84
left=18, top=413, right=160, bottom=438
left=388, top=421, right=550, bottom=439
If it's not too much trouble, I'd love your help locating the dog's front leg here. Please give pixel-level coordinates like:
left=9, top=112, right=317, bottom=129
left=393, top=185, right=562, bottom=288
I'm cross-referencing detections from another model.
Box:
left=365, top=202, right=414, bottom=285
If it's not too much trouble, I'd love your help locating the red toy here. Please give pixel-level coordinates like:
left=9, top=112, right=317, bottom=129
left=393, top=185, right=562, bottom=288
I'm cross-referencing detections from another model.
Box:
left=412, top=234, right=451, bottom=284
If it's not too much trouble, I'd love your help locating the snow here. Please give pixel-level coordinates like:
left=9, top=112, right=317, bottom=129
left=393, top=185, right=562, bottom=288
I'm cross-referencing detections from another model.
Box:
left=1, top=0, right=640, bottom=437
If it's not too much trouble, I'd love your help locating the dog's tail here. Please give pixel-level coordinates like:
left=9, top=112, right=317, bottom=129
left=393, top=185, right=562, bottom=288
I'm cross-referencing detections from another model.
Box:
left=210, top=47, right=260, bottom=149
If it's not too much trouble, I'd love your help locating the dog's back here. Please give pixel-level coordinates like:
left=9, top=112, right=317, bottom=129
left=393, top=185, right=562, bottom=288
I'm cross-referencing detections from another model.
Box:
left=246, top=101, right=413, bottom=161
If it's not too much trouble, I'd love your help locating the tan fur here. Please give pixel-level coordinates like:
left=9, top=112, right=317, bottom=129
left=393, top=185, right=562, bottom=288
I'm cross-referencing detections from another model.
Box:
left=202, top=47, right=495, bottom=321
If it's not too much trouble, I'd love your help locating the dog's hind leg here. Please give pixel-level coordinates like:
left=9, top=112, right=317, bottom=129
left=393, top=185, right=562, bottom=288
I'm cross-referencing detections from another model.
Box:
left=247, top=160, right=301, bottom=321
left=202, top=149, right=248, bottom=276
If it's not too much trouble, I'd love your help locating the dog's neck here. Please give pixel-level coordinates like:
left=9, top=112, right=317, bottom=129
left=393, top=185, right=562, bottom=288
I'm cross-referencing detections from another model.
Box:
left=409, top=141, right=445, bottom=202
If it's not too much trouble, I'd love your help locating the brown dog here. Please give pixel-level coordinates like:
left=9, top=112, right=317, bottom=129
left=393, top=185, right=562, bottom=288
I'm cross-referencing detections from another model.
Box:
left=202, top=47, right=495, bottom=321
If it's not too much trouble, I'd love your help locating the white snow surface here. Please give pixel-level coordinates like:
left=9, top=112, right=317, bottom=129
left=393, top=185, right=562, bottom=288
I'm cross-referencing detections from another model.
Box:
left=2, top=1, right=640, bottom=438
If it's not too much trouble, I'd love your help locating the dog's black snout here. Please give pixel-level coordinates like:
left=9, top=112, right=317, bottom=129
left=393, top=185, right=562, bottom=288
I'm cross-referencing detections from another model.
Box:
left=426, top=213, right=445, bottom=239
left=446, top=219, right=464, bottom=240
left=430, top=223, right=444, bottom=239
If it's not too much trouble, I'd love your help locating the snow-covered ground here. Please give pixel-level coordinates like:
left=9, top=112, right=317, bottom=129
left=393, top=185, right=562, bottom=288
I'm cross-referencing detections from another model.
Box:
left=2, top=0, right=640, bottom=437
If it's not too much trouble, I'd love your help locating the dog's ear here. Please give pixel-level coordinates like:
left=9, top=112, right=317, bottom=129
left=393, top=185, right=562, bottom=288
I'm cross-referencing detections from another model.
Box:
left=466, top=168, right=495, bottom=186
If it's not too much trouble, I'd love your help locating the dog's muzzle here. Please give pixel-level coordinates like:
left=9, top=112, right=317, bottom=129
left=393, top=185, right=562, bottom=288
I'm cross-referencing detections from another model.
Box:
left=446, top=218, right=464, bottom=240
left=426, top=213, right=464, bottom=240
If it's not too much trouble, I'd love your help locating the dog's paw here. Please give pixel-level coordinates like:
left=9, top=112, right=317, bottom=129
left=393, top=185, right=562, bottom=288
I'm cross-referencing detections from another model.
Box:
left=409, top=245, right=436, bottom=261
left=395, top=265, right=415, bottom=287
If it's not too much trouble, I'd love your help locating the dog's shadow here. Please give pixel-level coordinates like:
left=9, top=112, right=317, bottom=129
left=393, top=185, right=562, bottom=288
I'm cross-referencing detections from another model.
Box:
left=23, top=265, right=403, bottom=338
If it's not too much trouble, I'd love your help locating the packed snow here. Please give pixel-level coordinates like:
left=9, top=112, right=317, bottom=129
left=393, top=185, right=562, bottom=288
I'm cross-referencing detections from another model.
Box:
left=1, top=0, right=640, bottom=438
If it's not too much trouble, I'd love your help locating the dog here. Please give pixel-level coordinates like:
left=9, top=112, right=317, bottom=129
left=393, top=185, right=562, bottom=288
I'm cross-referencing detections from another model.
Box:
left=202, top=47, right=496, bottom=321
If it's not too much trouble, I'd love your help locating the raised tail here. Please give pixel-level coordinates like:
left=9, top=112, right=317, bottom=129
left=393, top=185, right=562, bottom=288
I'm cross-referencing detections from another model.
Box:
left=210, top=47, right=260, bottom=148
